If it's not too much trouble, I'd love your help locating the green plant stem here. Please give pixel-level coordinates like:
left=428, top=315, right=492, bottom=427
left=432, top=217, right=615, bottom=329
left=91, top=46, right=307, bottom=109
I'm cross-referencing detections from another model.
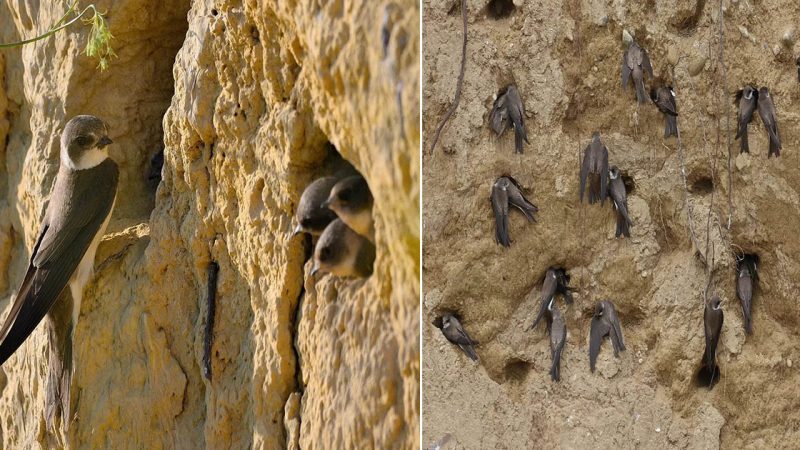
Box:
left=0, top=3, right=96, bottom=49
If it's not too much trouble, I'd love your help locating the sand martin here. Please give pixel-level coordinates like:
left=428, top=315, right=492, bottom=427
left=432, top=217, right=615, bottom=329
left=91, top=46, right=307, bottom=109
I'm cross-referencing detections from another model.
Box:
left=589, top=300, right=625, bottom=372
left=437, top=313, right=479, bottom=361
left=294, top=176, right=339, bottom=236
left=0, top=115, right=118, bottom=429
left=323, top=175, right=374, bottom=242
left=621, top=42, right=653, bottom=104
left=700, top=296, right=723, bottom=388
left=579, top=132, right=609, bottom=205
left=489, top=84, right=529, bottom=153
left=311, top=219, right=375, bottom=279
left=490, top=176, right=538, bottom=247
left=650, top=85, right=678, bottom=138
left=756, top=87, right=781, bottom=157
left=734, top=85, right=758, bottom=154
left=608, top=167, right=632, bottom=238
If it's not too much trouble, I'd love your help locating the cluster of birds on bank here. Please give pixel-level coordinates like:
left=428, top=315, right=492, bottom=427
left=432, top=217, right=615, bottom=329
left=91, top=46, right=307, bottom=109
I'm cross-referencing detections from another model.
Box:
left=734, top=85, right=781, bottom=156
left=435, top=268, right=626, bottom=382
left=435, top=38, right=780, bottom=387
left=294, top=168, right=376, bottom=279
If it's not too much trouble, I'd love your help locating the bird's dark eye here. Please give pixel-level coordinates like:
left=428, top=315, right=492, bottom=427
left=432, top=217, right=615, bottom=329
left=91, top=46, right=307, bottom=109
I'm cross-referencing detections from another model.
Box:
left=338, top=189, right=352, bottom=203
left=320, top=246, right=331, bottom=261
left=75, top=136, right=91, bottom=146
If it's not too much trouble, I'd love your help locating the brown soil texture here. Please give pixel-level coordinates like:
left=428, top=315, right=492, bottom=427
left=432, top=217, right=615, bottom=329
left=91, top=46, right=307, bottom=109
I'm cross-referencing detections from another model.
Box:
left=423, top=0, right=800, bottom=448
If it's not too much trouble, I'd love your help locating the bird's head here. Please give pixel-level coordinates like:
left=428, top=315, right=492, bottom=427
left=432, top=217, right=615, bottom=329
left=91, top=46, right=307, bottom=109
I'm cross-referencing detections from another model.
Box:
left=323, top=176, right=371, bottom=216
left=649, top=87, right=658, bottom=102
left=442, top=313, right=454, bottom=329
left=61, top=115, right=113, bottom=170
left=312, top=219, right=361, bottom=278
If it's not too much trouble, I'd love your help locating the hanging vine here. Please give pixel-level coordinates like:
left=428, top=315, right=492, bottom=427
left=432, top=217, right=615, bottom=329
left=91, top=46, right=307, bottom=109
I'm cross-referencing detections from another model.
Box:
left=0, top=2, right=116, bottom=71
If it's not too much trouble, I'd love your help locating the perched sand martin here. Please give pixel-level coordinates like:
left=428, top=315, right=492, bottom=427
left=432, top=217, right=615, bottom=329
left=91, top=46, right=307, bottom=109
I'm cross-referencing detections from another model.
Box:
left=0, top=115, right=118, bottom=430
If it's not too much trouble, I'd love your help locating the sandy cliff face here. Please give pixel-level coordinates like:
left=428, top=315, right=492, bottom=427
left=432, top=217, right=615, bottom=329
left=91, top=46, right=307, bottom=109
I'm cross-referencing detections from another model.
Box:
left=0, top=0, right=419, bottom=448
left=423, top=0, right=798, bottom=448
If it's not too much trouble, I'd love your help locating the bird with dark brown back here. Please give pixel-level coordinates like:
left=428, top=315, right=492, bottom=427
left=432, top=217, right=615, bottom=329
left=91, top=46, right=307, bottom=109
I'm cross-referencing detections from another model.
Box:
left=0, top=115, right=117, bottom=431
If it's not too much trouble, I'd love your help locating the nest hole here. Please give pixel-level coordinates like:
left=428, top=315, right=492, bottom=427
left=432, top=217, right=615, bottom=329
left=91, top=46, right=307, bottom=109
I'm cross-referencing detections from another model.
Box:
left=431, top=310, right=462, bottom=329
left=670, top=0, right=705, bottom=35
left=622, top=173, right=636, bottom=196
left=735, top=252, right=760, bottom=277
left=689, top=175, right=714, bottom=195
left=503, top=358, right=533, bottom=382
left=486, top=0, right=516, bottom=19
left=695, top=364, right=720, bottom=389
left=296, top=141, right=374, bottom=278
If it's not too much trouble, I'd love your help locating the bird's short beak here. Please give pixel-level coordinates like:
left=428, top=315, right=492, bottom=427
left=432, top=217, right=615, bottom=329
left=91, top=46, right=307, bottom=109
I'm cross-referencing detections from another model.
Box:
left=98, top=136, right=113, bottom=148
left=321, top=199, right=331, bottom=209
left=310, top=266, right=319, bottom=277
left=292, top=224, right=303, bottom=236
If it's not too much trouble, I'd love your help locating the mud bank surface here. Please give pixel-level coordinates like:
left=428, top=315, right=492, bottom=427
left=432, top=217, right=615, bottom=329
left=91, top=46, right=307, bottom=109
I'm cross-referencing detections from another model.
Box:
left=0, top=0, right=419, bottom=448
left=423, top=0, right=799, bottom=448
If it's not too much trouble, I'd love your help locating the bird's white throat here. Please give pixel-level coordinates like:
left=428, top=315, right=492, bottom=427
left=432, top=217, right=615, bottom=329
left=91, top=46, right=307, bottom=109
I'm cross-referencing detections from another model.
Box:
left=61, top=147, right=109, bottom=170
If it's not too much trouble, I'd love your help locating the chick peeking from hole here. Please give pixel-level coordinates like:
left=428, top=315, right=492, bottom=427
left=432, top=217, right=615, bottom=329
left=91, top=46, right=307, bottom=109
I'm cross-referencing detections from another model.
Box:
left=295, top=171, right=376, bottom=282
left=311, top=218, right=375, bottom=279
left=323, top=175, right=375, bottom=243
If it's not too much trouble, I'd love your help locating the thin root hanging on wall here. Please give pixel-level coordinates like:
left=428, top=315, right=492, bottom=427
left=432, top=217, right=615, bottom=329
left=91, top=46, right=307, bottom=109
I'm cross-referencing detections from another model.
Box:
left=429, top=0, right=467, bottom=155
left=203, top=260, right=220, bottom=381
left=717, top=0, right=733, bottom=229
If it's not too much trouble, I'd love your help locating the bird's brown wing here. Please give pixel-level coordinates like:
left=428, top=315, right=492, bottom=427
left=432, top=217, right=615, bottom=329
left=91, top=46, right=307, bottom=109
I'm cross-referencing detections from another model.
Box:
left=621, top=49, right=631, bottom=88
left=0, top=225, right=49, bottom=345
left=491, top=181, right=510, bottom=247
left=599, top=146, right=609, bottom=204
left=736, top=96, right=756, bottom=140
left=445, top=323, right=476, bottom=346
left=530, top=274, right=556, bottom=330
left=703, top=307, right=723, bottom=368
left=641, top=50, right=653, bottom=78
left=579, top=144, right=592, bottom=202
left=610, top=178, right=631, bottom=227
left=589, top=315, right=610, bottom=372
left=490, top=93, right=509, bottom=135
left=458, top=343, right=479, bottom=361
left=760, top=100, right=780, bottom=143
left=737, top=275, right=753, bottom=334
left=609, top=309, right=626, bottom=353
left=660, top=89, right=678, bottom=116
left=507, top=89, right=529, bottom=146
left=506, top=177, right=538, bottom=222
left=549, top=311, right=566, bottom=381
left=0, top=165, right=117, bottom=366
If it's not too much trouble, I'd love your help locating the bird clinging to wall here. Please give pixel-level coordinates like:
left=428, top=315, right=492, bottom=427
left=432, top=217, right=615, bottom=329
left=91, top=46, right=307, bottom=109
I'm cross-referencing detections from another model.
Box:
left=579, top=132, right=609, bottom=205
left=621, top=41, right=653, bottom=104
left=734, top=85, right=758, bottom=154
left=489, top=84, right=529, bottom=153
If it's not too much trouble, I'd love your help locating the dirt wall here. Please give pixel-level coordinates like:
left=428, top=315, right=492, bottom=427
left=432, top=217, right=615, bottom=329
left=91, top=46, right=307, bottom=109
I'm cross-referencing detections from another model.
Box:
left=423, top=0, right=799, bottom=448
